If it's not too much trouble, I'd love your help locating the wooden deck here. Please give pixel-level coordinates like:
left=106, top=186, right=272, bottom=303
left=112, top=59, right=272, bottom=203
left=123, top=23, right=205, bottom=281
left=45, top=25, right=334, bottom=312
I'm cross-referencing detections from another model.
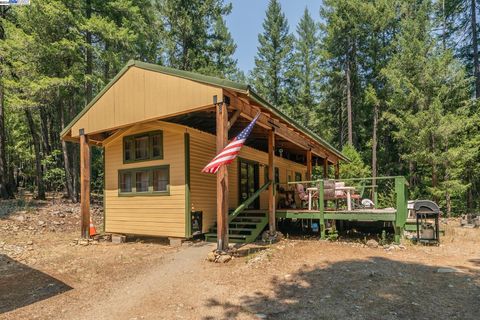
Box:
left=276, top=208, right=397, bottom=221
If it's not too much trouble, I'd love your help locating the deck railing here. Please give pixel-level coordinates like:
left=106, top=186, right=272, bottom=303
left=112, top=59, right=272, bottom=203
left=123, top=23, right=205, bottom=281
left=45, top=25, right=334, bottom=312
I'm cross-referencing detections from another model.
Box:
left=286, top=176, right=409, bottom=242
left=228, top=180, right=271, bottom=223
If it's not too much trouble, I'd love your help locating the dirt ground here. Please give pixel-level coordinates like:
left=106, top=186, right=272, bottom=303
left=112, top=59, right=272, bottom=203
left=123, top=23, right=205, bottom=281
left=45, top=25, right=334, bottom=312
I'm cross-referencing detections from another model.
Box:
left=1, top=198, right=479, bottom=320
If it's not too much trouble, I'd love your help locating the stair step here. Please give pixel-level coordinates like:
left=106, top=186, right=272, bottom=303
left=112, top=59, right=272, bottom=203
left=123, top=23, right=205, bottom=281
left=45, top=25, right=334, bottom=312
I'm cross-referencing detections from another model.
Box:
left=210, top=228, right=253, bottom=235
left=233, top=217, right=263, bottom=223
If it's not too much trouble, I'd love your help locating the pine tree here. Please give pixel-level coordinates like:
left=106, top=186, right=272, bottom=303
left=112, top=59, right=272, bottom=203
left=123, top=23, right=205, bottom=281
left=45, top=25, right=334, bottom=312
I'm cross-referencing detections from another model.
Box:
left=382, top=0, right=473, bottom=213
left=291, top=8, right=320, bottom=127
left=200, top=15, right=241, bottom=80
left=157, top=0, right=234, bottom=73
left=250, top=0, right=293, bottom=108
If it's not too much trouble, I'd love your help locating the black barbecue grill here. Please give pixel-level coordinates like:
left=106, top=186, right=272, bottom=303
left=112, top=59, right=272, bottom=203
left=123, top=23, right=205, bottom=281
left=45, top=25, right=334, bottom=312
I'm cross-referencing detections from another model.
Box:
left=414, top=200, right=440, bottom=244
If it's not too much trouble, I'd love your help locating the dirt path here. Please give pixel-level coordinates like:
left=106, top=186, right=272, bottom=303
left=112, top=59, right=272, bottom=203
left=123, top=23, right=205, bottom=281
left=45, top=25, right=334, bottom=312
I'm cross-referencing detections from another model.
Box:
left=73, top=242, right=216, bottom=320
left=1, top=201, right=480, bottom=320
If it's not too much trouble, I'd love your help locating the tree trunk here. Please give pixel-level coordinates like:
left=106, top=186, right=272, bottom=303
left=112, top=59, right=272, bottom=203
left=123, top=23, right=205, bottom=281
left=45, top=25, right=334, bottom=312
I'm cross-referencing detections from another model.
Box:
left=60, top=103, right=75, bottom=202
left=85, top=0, right=93, bottom=104
left=39, top=106, right=51, bottom=155
left=372, top=101, right=378, bottom=198
left=345, top=55, right=353, bottom=146
left=0, top=79, right=10, bottom=199
left=25, top=108, right=46, bottom=200
left=472, top=0, right=480, bottom=98
left=0, top=8, right=13, bottom=199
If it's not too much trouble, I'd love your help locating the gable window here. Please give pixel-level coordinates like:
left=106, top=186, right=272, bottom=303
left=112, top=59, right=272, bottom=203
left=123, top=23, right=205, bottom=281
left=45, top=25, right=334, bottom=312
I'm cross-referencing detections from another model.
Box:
left=135, top=135, right=149, bottom=160
left=123, top=131, right=163, bottom=163
left=118, top=165, right=170, bottom=196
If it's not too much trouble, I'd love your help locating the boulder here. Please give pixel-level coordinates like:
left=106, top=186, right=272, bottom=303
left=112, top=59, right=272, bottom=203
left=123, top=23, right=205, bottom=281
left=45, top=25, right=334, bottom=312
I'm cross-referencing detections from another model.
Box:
left=217, top=254, right=232, bottom=263
left=366, top=239, right=379, bottom=248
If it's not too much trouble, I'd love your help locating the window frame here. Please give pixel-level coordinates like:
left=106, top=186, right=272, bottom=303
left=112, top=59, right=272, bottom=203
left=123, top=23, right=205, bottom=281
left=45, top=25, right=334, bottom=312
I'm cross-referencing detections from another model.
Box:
left=118, top=165, right=170, bottom=196
left=123, top=131, right=164, bottom=163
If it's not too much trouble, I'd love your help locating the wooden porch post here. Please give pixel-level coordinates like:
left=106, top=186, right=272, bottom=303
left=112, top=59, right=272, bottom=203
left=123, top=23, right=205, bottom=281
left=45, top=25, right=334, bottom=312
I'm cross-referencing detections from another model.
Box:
left=334, top=162, right=340, bottom=179
left=268, top=129, right=276, bottom=233
left=323, top=158, right=329, bottom=179
left=216, top=100, right=229, bottom=250
left=79, top=129, right=90, bottom=239
left=306, top=150, right=312, bottom=180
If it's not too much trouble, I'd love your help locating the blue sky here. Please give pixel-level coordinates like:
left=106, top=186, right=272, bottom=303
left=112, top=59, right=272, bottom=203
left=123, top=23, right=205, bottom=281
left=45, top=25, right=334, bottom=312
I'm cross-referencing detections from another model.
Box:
left=225, top=0, right=323, bottom=74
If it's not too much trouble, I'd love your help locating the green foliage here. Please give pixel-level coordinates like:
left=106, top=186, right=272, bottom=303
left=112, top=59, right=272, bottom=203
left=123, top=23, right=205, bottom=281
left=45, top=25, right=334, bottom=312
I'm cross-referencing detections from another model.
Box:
left=250, top=0, right=294, bottom=107
left=339, top=145, right=371, bottom=179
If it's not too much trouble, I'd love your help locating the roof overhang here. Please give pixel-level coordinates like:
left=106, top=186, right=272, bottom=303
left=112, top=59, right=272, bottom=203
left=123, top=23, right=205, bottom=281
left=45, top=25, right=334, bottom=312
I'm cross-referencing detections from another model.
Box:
left=61, top=60, right=348, bottom=162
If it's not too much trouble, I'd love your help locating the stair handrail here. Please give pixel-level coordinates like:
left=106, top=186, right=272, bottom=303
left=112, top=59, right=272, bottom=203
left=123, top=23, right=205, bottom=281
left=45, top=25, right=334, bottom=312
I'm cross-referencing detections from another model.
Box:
left=229, top=180, right=271, bottom=223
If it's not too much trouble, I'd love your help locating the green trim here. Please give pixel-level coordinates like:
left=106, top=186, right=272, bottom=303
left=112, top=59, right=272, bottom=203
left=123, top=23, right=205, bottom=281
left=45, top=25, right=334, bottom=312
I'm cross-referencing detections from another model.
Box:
left=61, top=60, right=347, bottom=162
left=229, top=181, right=271, bottom=223
left=238, top=158, right=260, bottom=210
left=118, top=165, right=170, bottom=196
left=102, top=147, right=106, bottom=233
left=184, top=133, right=191, bottom=238
left=123, top=130, right=163, bottom=164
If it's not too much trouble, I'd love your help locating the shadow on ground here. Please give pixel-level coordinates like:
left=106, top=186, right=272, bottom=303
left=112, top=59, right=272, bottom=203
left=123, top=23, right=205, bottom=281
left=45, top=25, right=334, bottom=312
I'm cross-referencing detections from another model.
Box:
left=204, top=257, right=480, bottom=320
left=0, top=198, right=44, bottom=219
left=0, top=254, right=72, bottom=314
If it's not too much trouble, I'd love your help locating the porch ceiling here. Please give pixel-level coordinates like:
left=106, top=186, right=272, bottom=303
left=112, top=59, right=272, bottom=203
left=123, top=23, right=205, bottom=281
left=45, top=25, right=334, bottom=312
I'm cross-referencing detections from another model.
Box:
left=164, top=109, right=327, bottom=166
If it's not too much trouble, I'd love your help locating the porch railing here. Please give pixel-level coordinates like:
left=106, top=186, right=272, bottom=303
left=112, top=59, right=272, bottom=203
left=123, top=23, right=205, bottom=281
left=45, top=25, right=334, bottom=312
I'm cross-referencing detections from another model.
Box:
left=286, top=176, right=409, bottom=242
left=228, top=180, right=271, bottom=223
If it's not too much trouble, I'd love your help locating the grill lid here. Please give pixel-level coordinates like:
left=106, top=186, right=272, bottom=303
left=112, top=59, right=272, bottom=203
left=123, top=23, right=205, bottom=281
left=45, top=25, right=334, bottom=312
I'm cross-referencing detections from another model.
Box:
left=414, top=200, right=440, bottom=214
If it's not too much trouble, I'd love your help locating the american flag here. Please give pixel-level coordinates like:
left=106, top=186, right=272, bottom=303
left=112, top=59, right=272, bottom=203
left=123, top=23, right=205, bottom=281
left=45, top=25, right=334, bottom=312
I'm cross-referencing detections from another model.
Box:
left=202, top=112, right=261, bottom=174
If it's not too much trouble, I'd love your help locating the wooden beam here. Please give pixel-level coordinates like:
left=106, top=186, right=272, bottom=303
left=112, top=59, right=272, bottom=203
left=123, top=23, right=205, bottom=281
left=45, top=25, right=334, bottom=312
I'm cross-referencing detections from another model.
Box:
left=226, top=93, right=329, bottom=158
left=306, top=150, right=312, bottom=180
left=216, top=101, right=229, bottom=251
left=334, top=162, right=340, bottom=180
left=79, top=130, right=91, bottom=239
left=323, top=157, right=329, bottom=179
left=227, top=109, right=241, bottom=129
left=268, top=129, right=276, bottom=233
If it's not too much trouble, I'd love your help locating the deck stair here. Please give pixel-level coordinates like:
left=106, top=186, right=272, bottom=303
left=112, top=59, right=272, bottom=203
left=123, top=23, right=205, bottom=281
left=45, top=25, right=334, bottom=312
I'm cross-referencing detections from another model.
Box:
left=205, top=211, right=268, bottom=243
left=204, top=181, right=271, bottom=244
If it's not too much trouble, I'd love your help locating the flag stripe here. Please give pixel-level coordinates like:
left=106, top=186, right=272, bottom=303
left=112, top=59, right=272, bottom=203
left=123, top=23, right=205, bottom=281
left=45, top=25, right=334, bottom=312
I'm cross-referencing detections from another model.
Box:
left=202, top=113, right=260, bottom=174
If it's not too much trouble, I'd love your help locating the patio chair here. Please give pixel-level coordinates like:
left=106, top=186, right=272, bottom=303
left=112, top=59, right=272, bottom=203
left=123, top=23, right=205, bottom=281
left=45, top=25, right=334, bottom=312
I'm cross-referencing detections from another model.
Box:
left=295, top=183, right=318, bottom=209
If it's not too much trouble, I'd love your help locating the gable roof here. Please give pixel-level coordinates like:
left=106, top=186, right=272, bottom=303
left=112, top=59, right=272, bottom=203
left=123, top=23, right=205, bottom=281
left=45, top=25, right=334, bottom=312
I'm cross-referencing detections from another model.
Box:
left=61, top=60, right=347, bottom=161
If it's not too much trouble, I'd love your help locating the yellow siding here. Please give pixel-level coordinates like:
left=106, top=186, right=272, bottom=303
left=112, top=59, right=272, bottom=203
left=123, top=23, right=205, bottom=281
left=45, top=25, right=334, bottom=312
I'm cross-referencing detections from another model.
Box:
left=188, top=128, right=307, bottom=233
left=104, top=123, right=186, bottom=238
left=71, top=66, right=222, bottom=137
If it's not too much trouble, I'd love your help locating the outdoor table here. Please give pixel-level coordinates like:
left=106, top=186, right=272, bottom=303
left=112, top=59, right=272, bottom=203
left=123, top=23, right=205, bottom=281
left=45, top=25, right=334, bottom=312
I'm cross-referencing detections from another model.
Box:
left=336, top=186, right=356, bottom=211
left=306, top=187, right=318, bottom=210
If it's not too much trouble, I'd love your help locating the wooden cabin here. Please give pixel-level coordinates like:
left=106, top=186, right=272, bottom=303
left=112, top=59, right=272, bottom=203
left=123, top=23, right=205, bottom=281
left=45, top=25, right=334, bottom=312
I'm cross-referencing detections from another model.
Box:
left=61, top=60, right=347, bottom=247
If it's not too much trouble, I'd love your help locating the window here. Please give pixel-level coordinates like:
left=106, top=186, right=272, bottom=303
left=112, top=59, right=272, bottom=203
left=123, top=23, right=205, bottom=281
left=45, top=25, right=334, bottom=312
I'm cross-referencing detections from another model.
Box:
left=118, top=165, right=170, bottom=195
left=135, top=171, right=149, bottom=192
left=120, top=172, right=132, bottom=193
left=135, top=135, right=149, bottom=160
left=153, top=167, right=169, bottom=192
left=295, top=172, right=302, bottom=182
left=123, top=131, right=163, bottom=163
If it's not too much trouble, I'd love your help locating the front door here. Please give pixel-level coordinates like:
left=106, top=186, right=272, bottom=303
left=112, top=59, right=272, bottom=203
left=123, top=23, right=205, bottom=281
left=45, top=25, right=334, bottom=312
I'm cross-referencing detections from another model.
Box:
left=239, top=159, right=259, bottom=209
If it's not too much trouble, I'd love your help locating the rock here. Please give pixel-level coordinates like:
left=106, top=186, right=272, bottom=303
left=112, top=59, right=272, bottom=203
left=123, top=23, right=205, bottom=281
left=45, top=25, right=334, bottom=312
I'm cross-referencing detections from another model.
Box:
left=207, top=251, right=216, bottom=262
left=27, top=240, right=33, bottom=245
left=366, top=239, right=379, bottom=248
left=13, top=215, right=25, bottom=222
left=53, top=221, right=61, bottom=225
left=217, top=254, right=232, bottom=263
left=78, top=239, right=89, bottom=246
left=255, top=314, right=267, bottom=319
left=437, top=267, right=459, bottom=273
left=284, top=274, right=292, bottom=280
left=38, top=220, right=46, bottom=226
